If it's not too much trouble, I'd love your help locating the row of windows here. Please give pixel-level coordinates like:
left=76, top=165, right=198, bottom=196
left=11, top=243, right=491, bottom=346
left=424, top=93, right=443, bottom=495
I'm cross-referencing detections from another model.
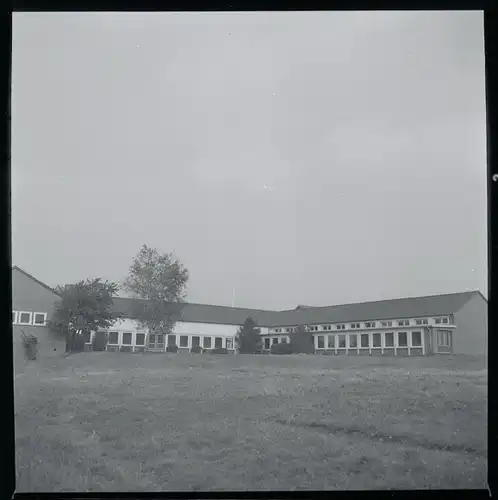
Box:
left=314, top=331, right=423, bottom=349
left=100, top=331, right=235, bottom=349
left=12, top=310, right=47, bottom=326
left=269, top=317, right=449, bottom=333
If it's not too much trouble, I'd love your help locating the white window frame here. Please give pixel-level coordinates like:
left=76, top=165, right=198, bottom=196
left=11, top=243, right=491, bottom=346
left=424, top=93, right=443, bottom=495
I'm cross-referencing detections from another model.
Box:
left=122, top=332, right=133, bottom=345
left=372, top=332, right=382, bottom=348
left=18, top=311, right=33, bottom=326
left=348, top=333, right=358, bottom=349
left=411, top=330, right=423, bottom=347
left=108, top=331, right=119, bottom=345
left=397, top=331, right=408, bottom=347
left=135, top=332, right=146, bottom=346
left=12, top=310, right=18, bottom=324
left=397, top=320, right=409, bottom=327
left=203, top=336, right=212, bottom=349
left=437, top=330, right=451, bottom=347
left=316, top=335, right=325, bottom=349
left=33, top=312, right=48, bottom=326
left=359, top=332, right=370, bottom=348
left=381, top=321, right=393, bottom=327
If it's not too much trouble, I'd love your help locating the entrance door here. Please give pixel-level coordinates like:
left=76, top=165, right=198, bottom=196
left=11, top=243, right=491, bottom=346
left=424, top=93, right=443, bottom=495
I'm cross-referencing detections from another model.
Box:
left=148, top=334, right=165, bottom=351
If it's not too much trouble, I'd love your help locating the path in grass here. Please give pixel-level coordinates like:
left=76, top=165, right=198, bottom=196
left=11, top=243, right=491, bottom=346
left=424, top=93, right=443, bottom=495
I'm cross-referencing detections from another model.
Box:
left=14, top=353, right=487, bottom=491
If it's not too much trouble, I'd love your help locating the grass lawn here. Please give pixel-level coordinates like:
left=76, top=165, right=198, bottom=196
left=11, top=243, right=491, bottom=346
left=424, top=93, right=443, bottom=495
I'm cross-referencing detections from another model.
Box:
left=14, top=352, right=487, bottom=492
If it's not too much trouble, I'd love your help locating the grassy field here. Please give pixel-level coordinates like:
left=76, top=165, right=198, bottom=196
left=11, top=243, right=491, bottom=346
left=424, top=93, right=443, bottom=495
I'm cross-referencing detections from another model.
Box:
left=14, top=352, right=487, bottom=492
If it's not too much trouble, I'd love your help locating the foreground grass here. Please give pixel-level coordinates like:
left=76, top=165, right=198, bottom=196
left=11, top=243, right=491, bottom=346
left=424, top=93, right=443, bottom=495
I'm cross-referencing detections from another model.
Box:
left=14, top=353, right=487, bottom=491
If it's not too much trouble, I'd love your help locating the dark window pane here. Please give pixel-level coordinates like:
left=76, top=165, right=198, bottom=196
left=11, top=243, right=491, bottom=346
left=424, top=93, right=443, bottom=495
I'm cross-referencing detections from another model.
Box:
left=180, top=335, right=188, bottom=347
left=109, top=332, right=118, bottom=344
left=34, top=313, right=46, bottom=325
left=328, top=335, right=336, bottom=348
left=167, top=334, right=176, bottom=345
left=398, top=332, right=408, bottom=347
left=192, top=336, right=200, bottom=347
left=349, top=334, right=357, bottom=348
left=361, top=334, right=369, bottom=347
left=264, top=338, right=270, bottom=349
left=317, top=336, right=325, bottom=348
left=20, top=312, right=31, bottom=324
left=373, top=333, right=381, bottom=347
left=385, top=332, right=394, bottom=347
left=215, top=337, right=223, bottom=348
left=136, top=333, right=145, bottom=346
left=338, top=335, right=346, bottom=348
left=412, top=331, right=422, bottom=346
left=123, top=332, right=132, bottom=345
left=203, top=337, right=212, bottom=348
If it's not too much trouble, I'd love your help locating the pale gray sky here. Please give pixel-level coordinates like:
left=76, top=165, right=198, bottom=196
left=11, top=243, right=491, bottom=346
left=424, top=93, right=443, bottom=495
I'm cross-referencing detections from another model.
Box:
left=11, top=11, right=487, bottom=310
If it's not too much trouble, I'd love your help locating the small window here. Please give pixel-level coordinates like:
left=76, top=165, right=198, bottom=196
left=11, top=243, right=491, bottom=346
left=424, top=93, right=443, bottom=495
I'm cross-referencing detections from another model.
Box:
left=192, top=336, right=201, bottom=347
left=12, top=311, right=17, bottom=324
left=226, top=338, right=233, bottom=349
left=435, top=318, right=442, bottom=324
left=385, top=332, right=394, bottom=347
left=381, top=321, right=392, bottom=327
left=33, top=312, right=47, bottom=326
left=108, top=331, right=118, bottom=344
left=317, top=336, right=325, bottom=349
left=328, top=335, right=336, bottom=349
left=415, top=319, right=422, bottom=325
left=373, top=333, right=381, bottom=347
left=136, top=333, right=146, bottom=346
left=398, top=332, right=408, bottom=347
left=123, top=332, right=132, bottom=345
left=203, top=336, right=212, bottom=349
left=412, top=331, right=422, bottom=347
left=264, top=338, right=271, bottom=349
left=398, top=320, right=409, bottom=327
left=18, top=312, right=32, bottom=325
left=215, top=337, right=223, bottom=349
left=180, top=335, right=189, bottom=347
left=336, top=325, right=342, bottom=330
left=442, top=318, right=449, bottom=324
left=360, top=334, right=369, bottom=348
left=349, top=334, right=358, bottom=348
left=338, top=335, right=346, bottom=348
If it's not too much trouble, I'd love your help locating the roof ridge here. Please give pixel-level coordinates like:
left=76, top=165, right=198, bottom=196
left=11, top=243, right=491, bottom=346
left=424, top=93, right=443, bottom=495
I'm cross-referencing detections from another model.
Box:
left=12, top=265, right=61, bottom=297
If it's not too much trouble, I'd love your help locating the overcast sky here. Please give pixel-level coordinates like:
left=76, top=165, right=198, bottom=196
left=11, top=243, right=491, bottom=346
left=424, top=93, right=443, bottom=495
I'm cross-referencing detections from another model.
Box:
left=11, top=11, right=487, bottom=310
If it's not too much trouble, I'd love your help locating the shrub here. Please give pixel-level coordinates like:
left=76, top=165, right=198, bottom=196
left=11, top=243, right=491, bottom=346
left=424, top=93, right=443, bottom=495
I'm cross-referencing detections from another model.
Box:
left=271, top=342, right=293, bottom=355
left=166, top=344, right=179, bottom=353
left=210, top=347, right=229, bottom=354
left=21, top=331, right=38, bottom=360
left=190, top=345, right=203, bottom=354
left=72, top=333, right=85, bottom=352
left=92, top=330, right=108, bottom=352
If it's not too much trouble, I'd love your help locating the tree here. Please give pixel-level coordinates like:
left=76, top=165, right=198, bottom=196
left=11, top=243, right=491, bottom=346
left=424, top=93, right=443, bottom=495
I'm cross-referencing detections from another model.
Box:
left=236, top=317, right=263, bottom=354
left=123, top=245, right=189, bottom=338
left=48, top=278, right=120, bottom=352
left=289, top=324, right=315, bottom=354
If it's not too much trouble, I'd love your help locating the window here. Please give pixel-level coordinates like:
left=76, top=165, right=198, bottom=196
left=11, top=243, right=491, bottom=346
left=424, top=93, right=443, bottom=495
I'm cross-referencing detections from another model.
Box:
left=180, top=335, right=189, bottom=347
left=136, top=333, right=146, bottom=346
left=385, top=332, right=394, bottom=347
left=381, top=321, right=392, bottom=327
left=322, top=325, right=331, bottom=331
left=360, top=334, right=369, bottom=348
left=285, top=328, right=291, bottom=333
left=435, top=318, right=441, bottom=324
left=397, top=320, right=409, bottom=327
left=264, top=338, right=271, bottom=349
left=442, top=318, right=449, bottom=324
left=338, top=335, right=346, bottom=348
left=12, top=311, right=17, bottom=324
left=415, top=319, right=428, bottom=326
left=328, top=335, right=336, bottom=349
left=203, top=336, right=212, bottom=349
left=349, top=334, right=358, bottom=348
left=281, top=337, right=288, bottom=344
left=192, top=336, right=200, bottom=347
left=275, top=328, right=281, bottom=333
left=372, top=333, right=381, bottom=347
left=412, top=331, right=422, bottom=347
left=350, top=323, right=360, bottom=329
left=398, top=332, right=408, bottom=347
left=33, top=312, right=47, bottom=326
left=336, top=324, right=345, bottom=330
left=18, top=312, right=32, bottom=325
left=365, top=322, right=376, bottom=328
left=226, top=338, right=233, bottom=349
left=167, top=334, right=176, bottom=346
left=309, top=326, right=318, bottom=332
left=317, top=336, right=325, bottom=349
left=109, top=332, right=119, bottom=344
left=437, top=330, right=451, bottom=346
left=215, top=337, right=223, bottom=349
left=123, top=332, right=132, bottom=345
left=272, top=337, right=278, bottom=345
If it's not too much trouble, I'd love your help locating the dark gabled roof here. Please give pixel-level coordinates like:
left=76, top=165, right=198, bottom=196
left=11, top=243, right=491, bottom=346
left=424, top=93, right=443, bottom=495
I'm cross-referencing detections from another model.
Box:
left=110, top=291, right=483, bottom=328
left=111, top=297, right=282, bottom=327
left=271, top=291, right=482, bottom=327
left=12, top=266, right=61, bottom=297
